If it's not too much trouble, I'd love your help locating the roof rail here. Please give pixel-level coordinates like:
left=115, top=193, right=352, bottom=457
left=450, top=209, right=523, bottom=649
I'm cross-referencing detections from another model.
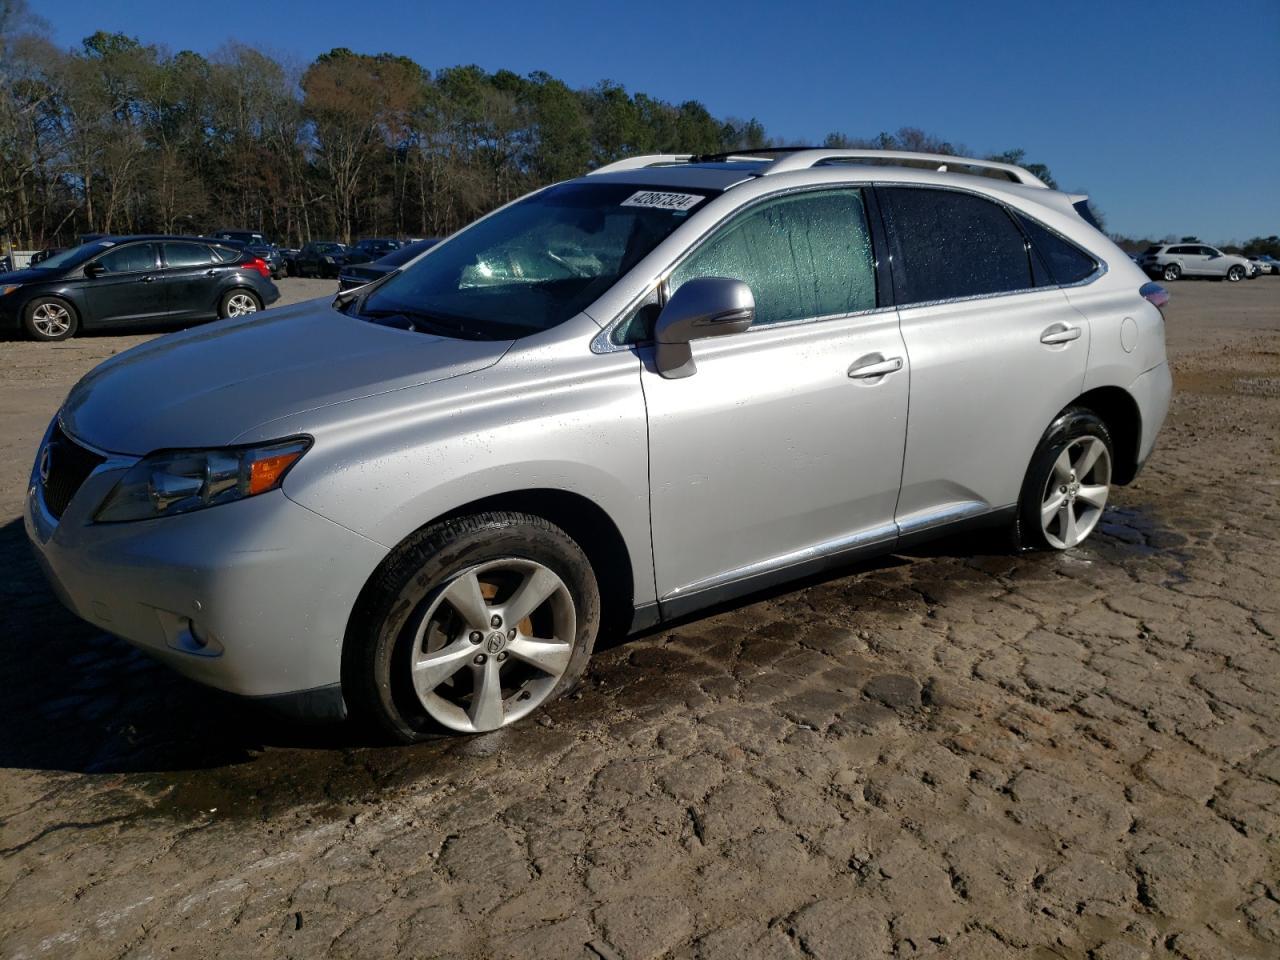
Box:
left=587, top=154, right=693, bottom=175
left=762, top=149, right=1050, bottom=188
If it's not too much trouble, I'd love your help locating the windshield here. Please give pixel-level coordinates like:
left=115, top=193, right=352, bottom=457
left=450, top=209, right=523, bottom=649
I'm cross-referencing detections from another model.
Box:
left=357, top=182, right=712, bottom=338
left=379, top=239, right=437, bottom=267
left=30, top=240, right=116, bottom=271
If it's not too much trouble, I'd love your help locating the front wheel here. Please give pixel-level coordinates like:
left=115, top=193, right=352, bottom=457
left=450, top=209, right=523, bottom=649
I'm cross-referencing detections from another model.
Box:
left=1162, top=263, right=1181, bottom=281
left=22, top=297, right=79, bottom=341
left=219, top=289, right=261, bottom=318
left=345, top=512, right=600, bottom=741
left=1227, top=265, right=1245, bottom=282
left=1015, top=408, right=1113, bottom=551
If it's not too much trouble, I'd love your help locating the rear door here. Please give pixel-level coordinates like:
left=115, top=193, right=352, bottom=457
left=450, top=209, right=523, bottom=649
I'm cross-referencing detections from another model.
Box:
left=81, top=242, right=163, bottom=324
left=641, top=187, right=908, bottom=611
left=877, top=186, right=1091, bottom=534
left=159, top=241, right=223, bottom=318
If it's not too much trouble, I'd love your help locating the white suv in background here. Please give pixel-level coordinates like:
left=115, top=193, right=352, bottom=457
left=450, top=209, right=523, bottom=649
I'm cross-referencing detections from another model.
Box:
left=1140, top=243, right=1252, bottom=282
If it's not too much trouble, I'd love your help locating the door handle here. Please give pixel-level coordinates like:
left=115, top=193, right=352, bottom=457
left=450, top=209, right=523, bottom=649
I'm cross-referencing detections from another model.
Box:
left=848, top=355, right=904, bottom=379
left=1040, top=324, right=1081, bottom=345
left=142, top=275, right=155, bottom=283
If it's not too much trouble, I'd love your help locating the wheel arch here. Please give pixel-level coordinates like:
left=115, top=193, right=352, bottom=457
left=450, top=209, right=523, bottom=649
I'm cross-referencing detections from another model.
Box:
left=1069, top=385, right=1142, bottom=484
left=346, top=487, right=638, bottom=647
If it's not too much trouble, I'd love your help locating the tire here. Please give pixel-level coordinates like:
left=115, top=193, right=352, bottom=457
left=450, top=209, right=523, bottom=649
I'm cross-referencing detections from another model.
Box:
left=345, top=511, right=601, bottom=742
left=1227, top=265, right=1245, bottom=282
left=22, top=296, right=79, bottom=341
left=218, top=289, right=261, bottom=319
left=1162, top=263, right=1181, bottom=281
left=1014, top=407, right=1114, bottom=552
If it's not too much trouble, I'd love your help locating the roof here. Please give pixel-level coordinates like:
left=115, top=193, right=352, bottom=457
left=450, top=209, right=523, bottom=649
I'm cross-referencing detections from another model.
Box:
left=583, top=148, right=1052, bottom=193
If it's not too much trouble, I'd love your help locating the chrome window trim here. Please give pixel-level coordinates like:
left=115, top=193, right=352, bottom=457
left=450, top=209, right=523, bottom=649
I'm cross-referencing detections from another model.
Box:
left=590, top=176, right=1109, bottom=354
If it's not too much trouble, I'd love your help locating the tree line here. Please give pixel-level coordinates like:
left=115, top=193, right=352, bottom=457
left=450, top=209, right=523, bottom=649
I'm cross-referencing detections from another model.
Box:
left=3, top=3, right=1072, bottom=252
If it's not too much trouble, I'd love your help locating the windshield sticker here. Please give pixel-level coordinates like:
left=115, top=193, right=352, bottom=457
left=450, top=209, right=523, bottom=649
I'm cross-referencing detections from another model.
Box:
left=620, top=190, right=704, bottom=212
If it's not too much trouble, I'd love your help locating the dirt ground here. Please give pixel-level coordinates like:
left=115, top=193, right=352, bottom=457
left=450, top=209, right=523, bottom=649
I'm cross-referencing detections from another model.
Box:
left=1, top=277, right=1277, bottom=960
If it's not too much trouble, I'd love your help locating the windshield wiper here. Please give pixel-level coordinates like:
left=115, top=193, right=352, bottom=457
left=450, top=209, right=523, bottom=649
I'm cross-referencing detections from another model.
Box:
left=359, top=307, right=498, bottom=341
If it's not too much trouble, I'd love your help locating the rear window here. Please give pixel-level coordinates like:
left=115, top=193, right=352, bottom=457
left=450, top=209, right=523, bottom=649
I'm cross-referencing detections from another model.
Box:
left=1072, top=199, right=1101, bottom=230
left=1016, top=215, right=1098, bottom=286
left=162, top=242, right=215, bottom=268
left=211, top=245, right=242, bottom=263
left=878, top=187, right=1033, bottom=305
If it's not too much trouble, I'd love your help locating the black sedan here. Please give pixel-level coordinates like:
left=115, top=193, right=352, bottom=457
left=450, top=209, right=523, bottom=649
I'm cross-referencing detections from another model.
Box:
left=337, top=238, right=439, bottom=291
left=292, top=241, right=351, bottom=278
left=0, top=236, right=280, bottom=341
left=346, top=238, right=402, bottom=265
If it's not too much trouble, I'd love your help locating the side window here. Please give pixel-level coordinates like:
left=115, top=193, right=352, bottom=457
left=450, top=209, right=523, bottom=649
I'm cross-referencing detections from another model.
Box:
left=1016, top=214, right=1098, bottom=286
left=878, top=187, right=1033, bottom=305
left=667, top=189, right=877, bottom=329
left=95, top=243, right=156, bottom=274
left=162, top=242, right=214, bottom=268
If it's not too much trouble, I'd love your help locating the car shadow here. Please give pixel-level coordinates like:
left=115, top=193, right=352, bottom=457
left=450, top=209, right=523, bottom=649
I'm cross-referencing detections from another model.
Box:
left=0, top=517, right=371, bottom=780
left=1, top=512, right=1018, bottom=783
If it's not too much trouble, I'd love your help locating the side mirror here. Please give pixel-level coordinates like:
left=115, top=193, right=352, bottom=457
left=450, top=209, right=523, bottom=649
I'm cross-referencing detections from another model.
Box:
left=653, top=277, right=754, bottom=379
left=84, top=262, right=104, bottom=278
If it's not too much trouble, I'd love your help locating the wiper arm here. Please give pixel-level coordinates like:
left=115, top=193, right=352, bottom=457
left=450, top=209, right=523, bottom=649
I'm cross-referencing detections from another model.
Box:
left=359, top=307, right=497, bottom=341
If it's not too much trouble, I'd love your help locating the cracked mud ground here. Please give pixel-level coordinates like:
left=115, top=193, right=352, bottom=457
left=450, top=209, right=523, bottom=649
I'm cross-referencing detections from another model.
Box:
left=1, top=279, right=1278, bottom=959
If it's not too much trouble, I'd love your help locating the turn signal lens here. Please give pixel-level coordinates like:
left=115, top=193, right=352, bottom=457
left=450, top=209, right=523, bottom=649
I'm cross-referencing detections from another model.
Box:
left=248, top=449, right=305, bottom=495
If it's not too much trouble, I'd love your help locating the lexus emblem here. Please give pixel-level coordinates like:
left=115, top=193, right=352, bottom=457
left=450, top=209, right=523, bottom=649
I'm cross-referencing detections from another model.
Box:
left=38, top=444, right=52, bottom=485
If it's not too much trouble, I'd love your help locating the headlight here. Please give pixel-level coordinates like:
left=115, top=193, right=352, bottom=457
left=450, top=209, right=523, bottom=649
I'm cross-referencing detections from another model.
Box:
left=1, top=283, right=21, bottom=296
left=95, top=438, right=311, bottom=523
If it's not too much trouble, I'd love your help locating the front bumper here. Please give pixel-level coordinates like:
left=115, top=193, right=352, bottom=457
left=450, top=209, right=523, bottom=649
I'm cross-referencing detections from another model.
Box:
left=24, top=426, right=388, bottom=705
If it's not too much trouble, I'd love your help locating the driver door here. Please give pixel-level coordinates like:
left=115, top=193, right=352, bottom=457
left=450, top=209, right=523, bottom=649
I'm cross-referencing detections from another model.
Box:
left=639, top=188, right=908, bottom=615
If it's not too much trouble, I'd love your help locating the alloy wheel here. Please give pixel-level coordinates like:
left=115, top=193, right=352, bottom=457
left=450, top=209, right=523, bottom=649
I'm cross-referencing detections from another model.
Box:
left=226, top=293, right=258, bottom=317
left=31, top=302, right=72, bottom=337
left=1039, top=435, right=1111, bottom=549
left=1163, top=265, right=1179, bottom=281
left=407, top=558, right=576, bottom=733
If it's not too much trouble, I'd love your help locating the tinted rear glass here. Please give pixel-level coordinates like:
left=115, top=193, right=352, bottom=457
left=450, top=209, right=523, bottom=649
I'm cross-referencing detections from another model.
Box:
left=878, top=187, right=1033, bottom=305
left=162, top=242, right=214, bottom=268
left=1016, top=215, right=1098, bottom=286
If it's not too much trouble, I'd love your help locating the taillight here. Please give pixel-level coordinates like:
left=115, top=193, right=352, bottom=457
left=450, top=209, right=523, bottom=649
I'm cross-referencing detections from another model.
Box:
left=1139, top=281, right=1168, bottom=310
left=244, top=257, right=270, bottom=278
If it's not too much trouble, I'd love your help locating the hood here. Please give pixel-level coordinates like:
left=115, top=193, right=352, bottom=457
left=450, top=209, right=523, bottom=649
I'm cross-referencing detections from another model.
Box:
left=0, top=267, right=57, bottom=284
left=61, top=297, right=511, bottom=454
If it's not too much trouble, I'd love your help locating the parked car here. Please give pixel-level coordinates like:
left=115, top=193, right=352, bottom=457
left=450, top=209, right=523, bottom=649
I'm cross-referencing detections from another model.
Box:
left=1, top=235, right=280, bottom=340
left=1139, top=243, right=1252, bottom=282
left=211, top=230, right=285, bottom=279
left=25, top=149, right=1170, bottom=738
left=1255, top=254, right=1280, bottom=275
left=338, top=238, right=439, bottom=291
left=30, top=247, right=66, bottom=266
left=1245, top=255, right=1272, bottom=276
left=292, top=241, right=351, bottom=278
left=347, top=238, right=403, bottom=265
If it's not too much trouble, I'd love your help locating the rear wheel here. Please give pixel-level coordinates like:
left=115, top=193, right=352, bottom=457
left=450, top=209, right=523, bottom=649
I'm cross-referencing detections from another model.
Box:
left=22, top=297, right=78, bottom=341
left=219, top=289, right=261, bottom=318
left=1162, top=263, right=1181, bottom=281
left=346, top=511, right=600, bottom=741
left=1227, top=265, right=1245, bottom=282
left=1015, top=408, right=1113, bottom=551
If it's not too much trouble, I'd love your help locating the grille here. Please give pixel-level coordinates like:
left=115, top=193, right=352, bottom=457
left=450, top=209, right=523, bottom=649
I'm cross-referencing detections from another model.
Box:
left=40, top=424, right=105, bottom=519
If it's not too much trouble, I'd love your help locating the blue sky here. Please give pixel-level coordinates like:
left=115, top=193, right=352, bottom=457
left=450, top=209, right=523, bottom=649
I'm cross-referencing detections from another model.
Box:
left=46, top=0, right=1280, bottom=242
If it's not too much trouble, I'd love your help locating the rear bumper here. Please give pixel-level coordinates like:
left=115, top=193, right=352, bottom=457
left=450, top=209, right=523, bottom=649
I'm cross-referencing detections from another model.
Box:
left=1129, top=362, right=1172, bottom=474
left=24, top=425, right=388, bottom=705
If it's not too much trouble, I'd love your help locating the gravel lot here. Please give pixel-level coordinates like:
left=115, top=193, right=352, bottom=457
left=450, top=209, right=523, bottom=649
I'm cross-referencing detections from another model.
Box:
left=1, top=277, right=1277, bottom=959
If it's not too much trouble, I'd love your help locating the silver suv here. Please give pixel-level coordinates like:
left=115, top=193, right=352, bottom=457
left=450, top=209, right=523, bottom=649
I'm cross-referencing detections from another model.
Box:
left=1140, top=242, right=1252, bottom=282
left=26, top=149, right=1172, bottom=739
